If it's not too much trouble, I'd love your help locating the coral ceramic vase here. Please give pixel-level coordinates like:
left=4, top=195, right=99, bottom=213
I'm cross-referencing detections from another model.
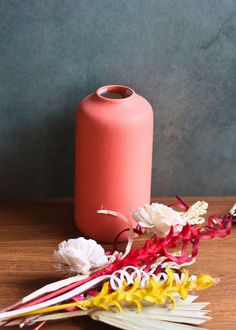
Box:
left=75, top=85, right=153, bottom=242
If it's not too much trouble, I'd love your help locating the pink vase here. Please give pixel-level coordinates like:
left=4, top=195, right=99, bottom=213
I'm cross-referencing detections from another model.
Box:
left=75, top=85, right=153, bottom=242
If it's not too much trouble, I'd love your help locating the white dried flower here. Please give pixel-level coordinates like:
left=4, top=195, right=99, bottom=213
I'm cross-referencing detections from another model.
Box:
left=53, top=237, right=108, bottom=274
left=181, top=201, right=208, bottom=225
left=132, top=203, right=186, bottom=237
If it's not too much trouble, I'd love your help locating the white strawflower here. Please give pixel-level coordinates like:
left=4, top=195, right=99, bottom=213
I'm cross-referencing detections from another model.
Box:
left=132, top=203, right=186, bottom=237
left=53, top=237, right=108, bottom=274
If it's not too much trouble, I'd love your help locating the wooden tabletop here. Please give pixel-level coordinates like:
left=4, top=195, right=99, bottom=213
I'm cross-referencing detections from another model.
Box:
left=0, top=197, right=235, bottom=330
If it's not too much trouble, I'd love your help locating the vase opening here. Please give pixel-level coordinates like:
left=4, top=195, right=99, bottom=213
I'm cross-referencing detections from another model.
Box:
left=96, top=85, right=134, bottom=100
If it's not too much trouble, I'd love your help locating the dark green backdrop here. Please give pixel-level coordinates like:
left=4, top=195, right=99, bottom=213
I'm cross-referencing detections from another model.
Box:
left=0, top=0, right=235, bottom=198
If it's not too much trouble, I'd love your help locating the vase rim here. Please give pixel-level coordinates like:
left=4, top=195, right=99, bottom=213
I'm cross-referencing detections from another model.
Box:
left=96, top=85, right=135, bottom=102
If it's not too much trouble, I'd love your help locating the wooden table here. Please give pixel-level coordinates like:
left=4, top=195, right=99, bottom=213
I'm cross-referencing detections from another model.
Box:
left=0, top=197, right=235, bottom=330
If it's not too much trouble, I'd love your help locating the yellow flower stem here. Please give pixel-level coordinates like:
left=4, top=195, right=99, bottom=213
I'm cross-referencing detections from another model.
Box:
left=11, top=301, right=81, bottom=318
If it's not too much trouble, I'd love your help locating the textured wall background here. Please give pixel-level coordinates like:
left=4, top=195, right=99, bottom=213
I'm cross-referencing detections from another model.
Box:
left=0, top=0, right=235, bottom=198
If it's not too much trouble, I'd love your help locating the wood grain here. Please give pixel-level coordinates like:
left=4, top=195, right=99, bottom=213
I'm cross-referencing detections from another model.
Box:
left=0, top=197, right=235, bottom=329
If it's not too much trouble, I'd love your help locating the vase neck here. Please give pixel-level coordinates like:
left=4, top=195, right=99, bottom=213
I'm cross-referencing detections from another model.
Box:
left=96, top=85, right=135, bottom=103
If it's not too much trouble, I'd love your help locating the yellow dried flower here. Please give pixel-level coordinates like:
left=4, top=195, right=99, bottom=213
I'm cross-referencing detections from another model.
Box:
left=13, top=268, right=215, bottom=319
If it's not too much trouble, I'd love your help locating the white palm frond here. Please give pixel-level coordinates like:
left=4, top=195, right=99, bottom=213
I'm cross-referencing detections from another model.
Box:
left=91, top=295, right=210, bottom=330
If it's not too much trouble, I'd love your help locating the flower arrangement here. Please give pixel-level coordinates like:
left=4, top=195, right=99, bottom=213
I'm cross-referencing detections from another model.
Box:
left=0, top=197, right=234, bottom=330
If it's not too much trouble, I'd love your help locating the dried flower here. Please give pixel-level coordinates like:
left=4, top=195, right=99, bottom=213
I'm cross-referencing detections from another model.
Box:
left=181, top=201, right=208, bottom=225
left=132, top=203, right=186, bottom=237
left=53, top=237, right=108, bottom=274
left=17, top=268, right=215, bottom=317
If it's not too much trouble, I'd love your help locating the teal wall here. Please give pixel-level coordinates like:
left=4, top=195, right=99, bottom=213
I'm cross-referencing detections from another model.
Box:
left=0, top=0, right=235, bottom=198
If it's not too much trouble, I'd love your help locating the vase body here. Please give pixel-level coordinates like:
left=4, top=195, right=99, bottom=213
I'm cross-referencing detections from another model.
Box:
left=75, top=85, right=153, bottom=242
